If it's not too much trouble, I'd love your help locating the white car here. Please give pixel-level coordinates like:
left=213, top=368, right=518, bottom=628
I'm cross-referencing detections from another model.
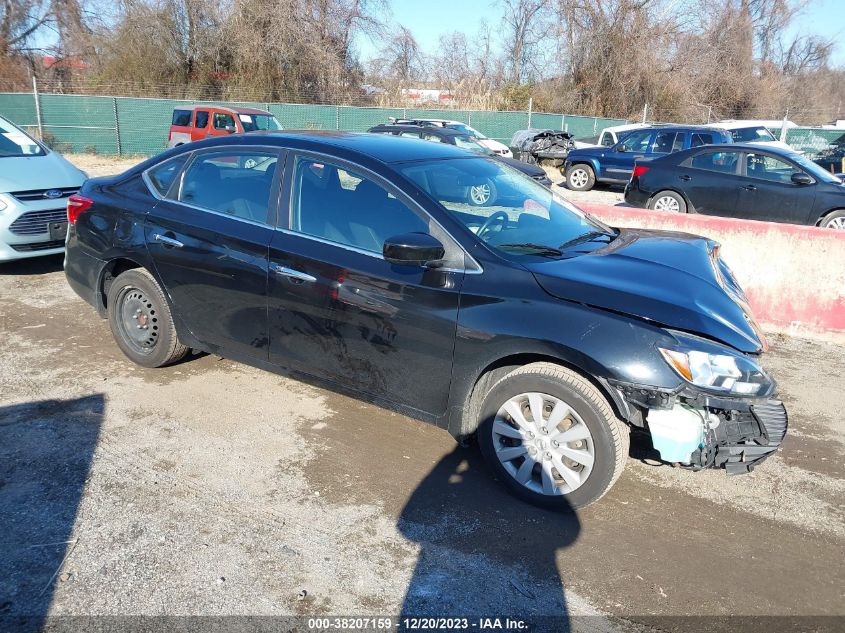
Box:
left=0, top=116, right=87, bottom=262
left=390, top=118, right=513, bottom=157
left=714, top=120, right=797, bottom=152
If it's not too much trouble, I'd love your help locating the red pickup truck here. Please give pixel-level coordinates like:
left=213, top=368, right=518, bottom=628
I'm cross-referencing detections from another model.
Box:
left=168, top=105, right=282, bottom=148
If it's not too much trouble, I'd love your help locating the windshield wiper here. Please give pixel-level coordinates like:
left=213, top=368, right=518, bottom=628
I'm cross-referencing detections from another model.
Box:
left=558, top=231, right=612, bottom=250
left=497, top=243, right=563, bottom=257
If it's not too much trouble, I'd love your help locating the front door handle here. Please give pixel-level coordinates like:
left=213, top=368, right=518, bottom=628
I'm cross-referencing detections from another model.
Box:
left=679, top=174, right=691, bottom=181
left=743, top=184, right=757, bottom=191
left=154, top=233, right=184, bottom=248
left=270, top=263, right=317, bottom=283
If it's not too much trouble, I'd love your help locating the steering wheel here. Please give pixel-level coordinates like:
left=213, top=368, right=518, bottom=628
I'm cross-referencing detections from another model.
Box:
left=476, top=211, right=509, bottom=240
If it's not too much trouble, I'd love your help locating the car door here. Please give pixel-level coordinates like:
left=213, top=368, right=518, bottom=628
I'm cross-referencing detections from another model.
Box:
left=144, top=146, right=283, bottom=359
left=601, top=129, right=654, bottom=181
left=191, top=109, right=210, bottom=141
left=267, top=153, right=465, bottom=415
left=678, top=149, right=743, bottom=217
left=736, top=151, right=818, bottom=224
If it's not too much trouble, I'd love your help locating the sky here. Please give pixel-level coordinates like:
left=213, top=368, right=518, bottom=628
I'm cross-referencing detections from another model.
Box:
left=355, top=0, right=845, bottom=67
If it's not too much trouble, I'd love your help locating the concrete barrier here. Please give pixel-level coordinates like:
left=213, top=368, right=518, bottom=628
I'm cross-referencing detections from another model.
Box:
left=579, top=203, right=845, bottom=340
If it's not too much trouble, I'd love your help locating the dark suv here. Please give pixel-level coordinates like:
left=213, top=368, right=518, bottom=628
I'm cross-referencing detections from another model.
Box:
left=563, top=126, right=733, bottom=191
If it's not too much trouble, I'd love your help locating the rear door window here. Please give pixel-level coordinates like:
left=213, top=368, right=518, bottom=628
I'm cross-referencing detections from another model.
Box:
left=194, top=110, right=209, bottom=128
left=177, top=150, right=279, bottom=224
left=651, top=131, right=678, bottom=154
left=686, top=150, right=741, bottom=174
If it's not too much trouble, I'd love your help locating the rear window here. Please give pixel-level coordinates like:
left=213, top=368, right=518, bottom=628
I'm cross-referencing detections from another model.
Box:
left=172, top=110, right=192, bottom=127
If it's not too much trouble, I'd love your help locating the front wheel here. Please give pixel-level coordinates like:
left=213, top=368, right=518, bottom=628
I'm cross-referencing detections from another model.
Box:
left=819, top=210, right=845, bottom=229
left=477, top=363, right=629, bottom=509
left=107, top=268, right=189, bottom=368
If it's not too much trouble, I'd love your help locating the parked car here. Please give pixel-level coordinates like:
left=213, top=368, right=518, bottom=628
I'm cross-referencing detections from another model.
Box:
left=368, top=123, right=551, bottom=204
left=0, top=115, right=87, bottom=262
left=168, top=105, right=282, bottom=148
left=562, top=125, right=733, bottom=191
left=714, top=120, right=795, bottom=152
left=64, top=131, right=787, bottom=509
left=388, top=118, right=512, bottom=157
left=624, top=143, right=845, bottom=228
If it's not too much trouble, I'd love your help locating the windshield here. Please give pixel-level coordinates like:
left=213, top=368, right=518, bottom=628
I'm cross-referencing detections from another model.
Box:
left=0, top=121, right=46, bottom=157
left=730, top=126, right=777, bottom=143
left=238, top=114, right=282, bottom=132
left=792, top=153, right=843, bottom=184
left=447, top=123, right=486, bottom=139
left=453, top=134, right=492, bottom=155
left=397, top=157, right=614, bottom=258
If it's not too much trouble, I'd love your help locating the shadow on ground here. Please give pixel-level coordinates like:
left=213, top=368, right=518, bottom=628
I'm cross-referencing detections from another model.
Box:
left=397, top=446, right=580, bottom=631
left=0, top=254, right=64, bottom=276
left=0, top=395, right=104, bottom=631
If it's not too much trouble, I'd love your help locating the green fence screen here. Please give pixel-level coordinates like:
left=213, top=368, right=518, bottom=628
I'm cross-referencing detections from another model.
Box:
left=0, top=92, right=626, bottom=157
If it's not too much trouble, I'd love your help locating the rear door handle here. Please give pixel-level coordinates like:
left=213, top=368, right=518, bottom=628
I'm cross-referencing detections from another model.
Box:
left=743, top=185, right=757, bottom=191
left=679, top=175, right=691, bottom=181
left=154, top=233, right=184, bottom=248
left=270, top=263, right=317, bottom=283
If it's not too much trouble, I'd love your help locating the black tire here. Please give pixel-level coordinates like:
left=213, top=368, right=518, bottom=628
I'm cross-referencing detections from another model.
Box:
left=107, top=268, right=189, bottom=368
left=477, top=362, right=629, bottom=510
left=467, top=179, right=498, bottom=206
left=648, top=190, right=687, bottom=214
left=564, top=164, right=596, bottom=192
left=819, top=209, right=845, bottom=229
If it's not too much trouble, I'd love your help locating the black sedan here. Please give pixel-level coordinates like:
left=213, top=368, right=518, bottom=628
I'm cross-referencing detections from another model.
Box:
left=64, top=131, right=787, bottom=509
left=368, top=123, right=552, bottom=204
left=624, top=143, right=845, bottom=228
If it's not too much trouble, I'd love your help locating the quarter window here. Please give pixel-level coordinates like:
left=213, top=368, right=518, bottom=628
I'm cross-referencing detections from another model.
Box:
left=290, top=157, right=429, bottom=254
left=147, top=155, right=189, bottom=197
left=687, top=150, right=740, bottom=174
left=177, top=151, right=278, bottom=223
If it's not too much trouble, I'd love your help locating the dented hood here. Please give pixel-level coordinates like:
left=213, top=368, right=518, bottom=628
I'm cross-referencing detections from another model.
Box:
left=526, top=228, right=765, bottom=353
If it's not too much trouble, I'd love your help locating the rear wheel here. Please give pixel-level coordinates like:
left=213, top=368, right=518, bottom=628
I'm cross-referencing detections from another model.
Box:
left=564, top=164, right=595, bottom=192
left=477, top=363, right=629, bottom=509
left=107, top=268, right=189, bottom=368
left=648, top=190, right=687, bottom=214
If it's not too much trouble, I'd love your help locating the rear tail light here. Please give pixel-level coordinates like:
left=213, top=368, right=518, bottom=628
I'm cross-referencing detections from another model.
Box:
left=67, top=194, right=93, bottom=224
left=632, top=165, right=649, bottom=178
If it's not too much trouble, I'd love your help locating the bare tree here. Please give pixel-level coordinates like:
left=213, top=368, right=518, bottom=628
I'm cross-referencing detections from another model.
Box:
left=500, top=0, right=552, bottom=84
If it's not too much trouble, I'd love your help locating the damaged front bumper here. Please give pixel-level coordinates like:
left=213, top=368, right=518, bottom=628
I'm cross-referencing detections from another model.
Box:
left=607, top=380, right=788, bottom=474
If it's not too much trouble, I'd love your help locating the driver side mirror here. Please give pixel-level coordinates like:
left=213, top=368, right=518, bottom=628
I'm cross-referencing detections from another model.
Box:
left=614, top=144, right=627, bottom=153
left=383, top=232, right=445, bottom=266
left=791, top=172, right=813, bottom=185
left=224, top=125, right=237, bottom=133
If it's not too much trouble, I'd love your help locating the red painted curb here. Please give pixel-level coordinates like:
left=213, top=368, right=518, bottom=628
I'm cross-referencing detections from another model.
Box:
left=577, top=202, right=845, bottom=337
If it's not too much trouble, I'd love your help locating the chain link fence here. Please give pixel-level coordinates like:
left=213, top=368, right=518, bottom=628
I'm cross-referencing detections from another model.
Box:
left=0, top=91, right=626, bottom=157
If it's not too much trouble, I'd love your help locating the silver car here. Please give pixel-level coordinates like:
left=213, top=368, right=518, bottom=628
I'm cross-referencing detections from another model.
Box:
left=0, top=116, right=87, bottom=261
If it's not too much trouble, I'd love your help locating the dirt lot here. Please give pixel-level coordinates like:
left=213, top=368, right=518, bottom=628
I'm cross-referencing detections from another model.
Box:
left=0, top=155, right=843, bottom=631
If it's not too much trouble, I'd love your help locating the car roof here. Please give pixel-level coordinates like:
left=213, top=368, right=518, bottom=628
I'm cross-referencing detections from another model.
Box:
left=174, top=105, right=272, bottom=116
left=716, top=119, right=797, bottom=129
left=167, top=130, right=475, bottom=164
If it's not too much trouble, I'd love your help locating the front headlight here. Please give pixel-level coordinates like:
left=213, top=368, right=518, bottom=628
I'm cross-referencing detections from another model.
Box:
left=659, top=347, right=770, bottom=395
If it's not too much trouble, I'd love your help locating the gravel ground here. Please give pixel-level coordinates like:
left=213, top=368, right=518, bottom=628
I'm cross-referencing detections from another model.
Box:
left=0, top=155, right=841, bottom=631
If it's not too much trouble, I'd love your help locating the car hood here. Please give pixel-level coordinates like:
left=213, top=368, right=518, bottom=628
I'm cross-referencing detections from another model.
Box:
left=0, top=152, right=87, bottom=193
left=526, top=228, right=766, bottom=353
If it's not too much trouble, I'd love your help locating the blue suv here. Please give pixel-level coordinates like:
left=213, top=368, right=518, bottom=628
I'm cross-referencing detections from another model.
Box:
left=563, top=126, right=733, bottom=191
